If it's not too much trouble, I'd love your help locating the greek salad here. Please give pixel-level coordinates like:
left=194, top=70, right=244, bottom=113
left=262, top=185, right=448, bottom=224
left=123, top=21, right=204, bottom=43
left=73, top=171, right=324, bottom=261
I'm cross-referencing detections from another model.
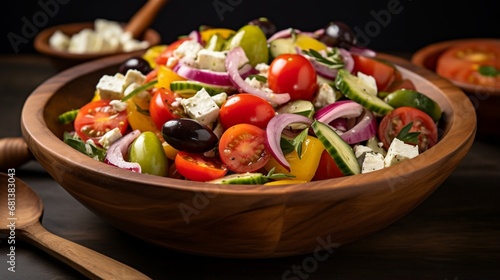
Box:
left=60, top=18, right=442, bottom=185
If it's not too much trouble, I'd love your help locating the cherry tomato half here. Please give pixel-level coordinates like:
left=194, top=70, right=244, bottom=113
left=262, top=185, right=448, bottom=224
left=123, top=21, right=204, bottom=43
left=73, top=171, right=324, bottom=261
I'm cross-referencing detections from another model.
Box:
left=219, top=93, right=276, bottom=129
left=175, top=151, right=227, bottom=182
left=352, top=54, right=396, bottom=92
left=149, top=88, right=185, bottom=130
left=378, top=106, right=438, bottom=153
left=74, top=99, right=129, bottom=146
left=218, top=123, right=271, bottom=173
left=267, top=53, right=317, bottom=101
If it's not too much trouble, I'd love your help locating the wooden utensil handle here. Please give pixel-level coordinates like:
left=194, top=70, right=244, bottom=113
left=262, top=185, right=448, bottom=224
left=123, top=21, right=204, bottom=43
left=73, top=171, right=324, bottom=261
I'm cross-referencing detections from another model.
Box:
left=0, top=137, right=33, bottom=170
left=125, top=0, right=169, bottom=39
left=22, top=222, right=152, bottom=280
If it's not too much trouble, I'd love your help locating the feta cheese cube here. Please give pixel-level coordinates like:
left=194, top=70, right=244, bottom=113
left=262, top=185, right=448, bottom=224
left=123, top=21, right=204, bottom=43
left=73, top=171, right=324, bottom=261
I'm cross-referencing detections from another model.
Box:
left=181, top=88, right=220, bottom=127
left=313, top=83, right=337, bottom=109
left=357, top=72, right=377, bottom=96
left=96, top=74, right=125, bottom=100
left=384, top=138, right=419, bottom=167
left=98, top=127, right=123, bottom=149
left=109, top=100, right=128, bottom=112
left=361, top=152, right=385, bottom=173
left=123, top=69, right=145, bottom=89
left=173, top=40, right=203, bottom=61
left=196, top=49, right=227, bottom=72
left=354, top=144, right=374, bottom=158
left=211, top=92, right=228, bottom=107
left=48, top=30, right=70, bottom=51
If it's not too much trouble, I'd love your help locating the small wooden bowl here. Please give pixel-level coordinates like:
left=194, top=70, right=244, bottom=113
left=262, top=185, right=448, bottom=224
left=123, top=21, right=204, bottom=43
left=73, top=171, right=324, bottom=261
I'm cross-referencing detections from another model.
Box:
left=412, top=38, right=500, bottom=139
left=21, top=53, right=476, bottom=258
left=34, top=22, right=161, bottom=70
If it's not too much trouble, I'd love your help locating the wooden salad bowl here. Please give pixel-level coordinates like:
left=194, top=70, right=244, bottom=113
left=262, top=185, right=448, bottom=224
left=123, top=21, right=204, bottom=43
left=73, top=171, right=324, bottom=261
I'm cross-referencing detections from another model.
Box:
left=21, top=53, right=476, bottom=258
left=412, top=38, right=500, bottom=138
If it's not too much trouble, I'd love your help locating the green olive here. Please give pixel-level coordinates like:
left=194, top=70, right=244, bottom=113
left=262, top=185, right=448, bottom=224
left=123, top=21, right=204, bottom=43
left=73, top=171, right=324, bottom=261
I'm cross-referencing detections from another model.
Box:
left=129, top=131, right=168, bottom=176
left=384, top=89, right=442, bottom=122
left=224, top=24, right=269, bottom=66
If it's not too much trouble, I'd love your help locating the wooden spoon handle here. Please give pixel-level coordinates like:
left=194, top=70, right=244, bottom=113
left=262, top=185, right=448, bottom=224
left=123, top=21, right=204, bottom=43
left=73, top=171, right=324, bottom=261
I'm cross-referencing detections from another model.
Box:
left=22, top=222, right=152, bottom=280
left=124, top=0, right=169, bottom=39
left=0, top=137, right=33, bottom=170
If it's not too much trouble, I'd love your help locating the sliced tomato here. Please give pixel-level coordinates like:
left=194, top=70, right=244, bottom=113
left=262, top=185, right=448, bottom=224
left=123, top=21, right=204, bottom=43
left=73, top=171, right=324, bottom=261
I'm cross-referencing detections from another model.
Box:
left=218, top=123, right=271, bottom=173
left=219, top=93, right=276, bottom=129
left=267, top=53, right=317, bottom=101
left=175, top=151, right=227, bottom=182
left=312, top=149, right=344, bottom=181
left=436, top=41, right=500, bottom=88
left=155, top=37, right=190, bottom=66
left=149, top=88, right=185, bottom=130
left=378, top=106, right=438, bottom=153
left=352, top=54, right=396, bottom=91
left=74, top=99, right=129, bottom=146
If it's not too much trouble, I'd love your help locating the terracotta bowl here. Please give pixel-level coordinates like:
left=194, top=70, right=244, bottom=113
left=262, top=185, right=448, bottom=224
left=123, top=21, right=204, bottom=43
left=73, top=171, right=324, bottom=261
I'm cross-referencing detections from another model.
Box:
left=21, top=53, right=476, bottom=258
left=34, top=22, right=161, bottom=70
left=412, top=38, right=500, bottom=139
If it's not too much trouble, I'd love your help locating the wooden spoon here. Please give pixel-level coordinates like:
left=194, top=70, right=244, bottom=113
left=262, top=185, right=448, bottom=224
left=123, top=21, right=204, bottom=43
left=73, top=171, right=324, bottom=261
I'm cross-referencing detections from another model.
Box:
left=0, top=173, right=152, bottom=280
left=124, top=0, right=169, bottom=39
left=0, top=137, right=33, bottom=170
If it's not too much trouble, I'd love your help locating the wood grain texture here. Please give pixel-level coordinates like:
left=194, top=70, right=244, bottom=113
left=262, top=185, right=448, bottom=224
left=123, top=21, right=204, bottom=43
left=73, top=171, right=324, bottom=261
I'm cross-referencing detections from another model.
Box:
left=124, top=0, right=169, bottom=39
left=20, top=53, right=477, bottom=258
left=0, top=173, right=152, bottom=280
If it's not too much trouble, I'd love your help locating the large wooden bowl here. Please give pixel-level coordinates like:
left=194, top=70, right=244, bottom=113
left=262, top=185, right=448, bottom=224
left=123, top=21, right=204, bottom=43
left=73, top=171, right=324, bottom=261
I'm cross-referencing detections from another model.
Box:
left=21, top=53, right=476, bottom=258
left=34, top=22, right=161, bottom=70
left=412, top=38, right=500, bottom=139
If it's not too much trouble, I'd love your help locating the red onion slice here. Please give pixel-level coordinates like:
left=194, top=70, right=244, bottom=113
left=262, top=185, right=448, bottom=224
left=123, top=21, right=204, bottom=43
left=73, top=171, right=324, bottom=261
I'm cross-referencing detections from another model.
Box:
left=225, top=47, right=290, bottom=105
left=104, top=129, right=142, bottom=173
left=297, top=47, right=354, bottom=80
left=267, top=28, right=302, bottom=42
left=340, top=109, right=377, bottom=144
left=314, top=100, right=364, bottom=124
left=173, top=61, right=256, bottom=87
left=265, top=113, right=313, bottom=171
left=348, top=46, right=377, bottom=58
left=188, top=30, right=202, bottom=44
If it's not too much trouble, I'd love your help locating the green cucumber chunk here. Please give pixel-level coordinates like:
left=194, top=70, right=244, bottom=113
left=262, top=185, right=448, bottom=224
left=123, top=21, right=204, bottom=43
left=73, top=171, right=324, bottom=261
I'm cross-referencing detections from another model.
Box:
left=335, top=69, right=394, bottom=115
left=276, top=100, right=315, bottom=130
left=208, top=172, right=268, bottom=184
left=311, top=120, right=360, bottom=176
left=268, top=37, right=296, bottom=59
left=170, top=80, right=234, bottom=97
left=205, top=33, right=226, bottom=51
left=58, top=109, right=79, bottom=124
left=384, top=89, right=442, bottom=122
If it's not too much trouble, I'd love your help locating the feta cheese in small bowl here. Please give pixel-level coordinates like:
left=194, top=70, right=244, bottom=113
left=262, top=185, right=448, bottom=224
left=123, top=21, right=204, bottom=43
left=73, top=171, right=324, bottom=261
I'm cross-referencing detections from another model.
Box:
left=34, top=19, right=161, bottom=70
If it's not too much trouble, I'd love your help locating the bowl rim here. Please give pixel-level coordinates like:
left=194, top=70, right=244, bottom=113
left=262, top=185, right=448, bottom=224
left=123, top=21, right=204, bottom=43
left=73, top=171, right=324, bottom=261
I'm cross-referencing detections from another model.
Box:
left=21, top=53, right=477, bottom=196
left=34, top=21, right=161, bottom=60
left=411, top=37, right=500, bottom=95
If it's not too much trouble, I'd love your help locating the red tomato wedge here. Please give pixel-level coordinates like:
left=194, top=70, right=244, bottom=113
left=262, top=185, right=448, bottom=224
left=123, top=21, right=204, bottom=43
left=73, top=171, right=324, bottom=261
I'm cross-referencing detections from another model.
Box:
left=218, top=123, right=271, bottom=173
left=352, top=54, right=396, bottom=91
left=312, top=149, right=344, bottom=181
left=149, top=88, right=185, bottom=130
left=378, top=106, right=438, bottom=153
left=74, top=99, right=129, bottom=146
left=175, top=151, right=227, bottom=182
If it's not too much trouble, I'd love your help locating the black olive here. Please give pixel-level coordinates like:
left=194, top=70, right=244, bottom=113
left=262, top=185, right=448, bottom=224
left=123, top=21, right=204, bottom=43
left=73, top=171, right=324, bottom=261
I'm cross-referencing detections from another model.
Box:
left=162, top=118, right=218, bottom=153
left=118, top=56, right=152, bottom=75
left=318, top=21, right=357, bottom=49
left=248, top=17, right=277, bottom=38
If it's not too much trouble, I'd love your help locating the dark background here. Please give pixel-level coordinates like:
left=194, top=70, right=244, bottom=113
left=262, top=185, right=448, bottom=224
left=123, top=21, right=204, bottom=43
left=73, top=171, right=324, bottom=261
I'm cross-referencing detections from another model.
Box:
left=2, top=0, right=499, bottom=55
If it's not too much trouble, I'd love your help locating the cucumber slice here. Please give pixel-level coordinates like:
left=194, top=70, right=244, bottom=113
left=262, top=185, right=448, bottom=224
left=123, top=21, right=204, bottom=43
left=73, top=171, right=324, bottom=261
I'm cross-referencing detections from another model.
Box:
left=276, top=100, right=315, bottom=130
left=170, top=81, right=235, bottom=97
left=335, top=69, right=394, bottom=115
left=58, top=109, right=79, bottom=124
left=384, top=89, right=442, bottom=122
left=208, top=172, right=268, bottom=184
left=268, top=37, right=296, bottom=59
left=311, top=120, right=360, bottom=176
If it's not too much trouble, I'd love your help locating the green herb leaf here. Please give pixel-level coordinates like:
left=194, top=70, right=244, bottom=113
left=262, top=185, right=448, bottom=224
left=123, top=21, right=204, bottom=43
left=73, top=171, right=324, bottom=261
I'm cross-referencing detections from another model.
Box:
left=291, top=129, right=309, bottom=159
left=63, top=131, right=106, bottom=161
left=121, top=80, right=158, bottom=102
left=302, top=48, right=344, bottom=69
left=280, top=137, right=295, bottom=154
left=58, top=109, right=79, bottom=124
left=396, top=122, right=420, bottom=144
left=135, top=103, right=150, bottom=116
left=265, top=167, right=296, bottom=180
left=247, top=74, right=267, bottom=83
left=478, top=65, right=500, bottom=77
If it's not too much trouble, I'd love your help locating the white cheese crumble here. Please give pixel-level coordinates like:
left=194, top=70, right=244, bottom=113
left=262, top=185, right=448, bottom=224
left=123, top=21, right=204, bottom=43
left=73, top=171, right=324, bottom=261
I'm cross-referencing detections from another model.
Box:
left=98, top=127, right=123, bottom=149
left=313, top=83, right=337, bottom=109
left=357, top=72, right=378, bottom=96
left=180, top=88, right=220, bottom=127
left=384, top=138, right=419, bottom=167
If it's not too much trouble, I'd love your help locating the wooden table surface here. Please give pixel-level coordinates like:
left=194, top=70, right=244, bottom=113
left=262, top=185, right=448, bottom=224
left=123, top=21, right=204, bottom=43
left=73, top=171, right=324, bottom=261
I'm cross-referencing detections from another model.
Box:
left=0, top=54, right=499, bottom=280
